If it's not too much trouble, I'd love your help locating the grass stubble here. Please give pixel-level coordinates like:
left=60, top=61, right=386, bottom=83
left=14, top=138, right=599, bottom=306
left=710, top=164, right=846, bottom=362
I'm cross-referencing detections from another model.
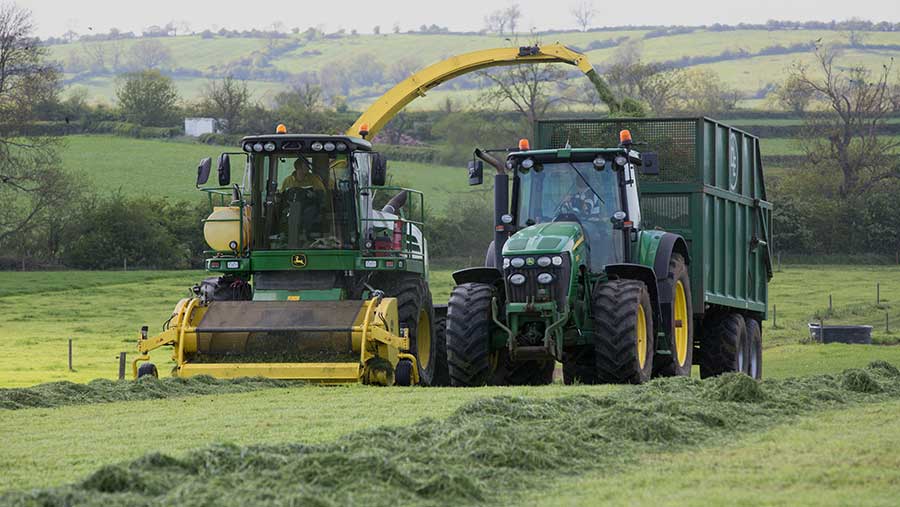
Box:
left=3, top=361, right=900, bottom=506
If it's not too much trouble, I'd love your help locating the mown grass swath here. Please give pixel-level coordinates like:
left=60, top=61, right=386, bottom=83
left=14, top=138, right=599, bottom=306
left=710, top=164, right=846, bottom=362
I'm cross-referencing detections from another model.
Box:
left=5, top=362, right=899, bottom=506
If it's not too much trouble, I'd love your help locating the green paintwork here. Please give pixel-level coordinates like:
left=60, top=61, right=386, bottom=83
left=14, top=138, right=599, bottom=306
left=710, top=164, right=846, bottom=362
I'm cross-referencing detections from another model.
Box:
left=502, top=222, right=583, bottom=255
left=249, top=250, right=359, bottom=271
left=636, top=230, right=666, bottom=268
left=253, top=288, right=344, bottom=302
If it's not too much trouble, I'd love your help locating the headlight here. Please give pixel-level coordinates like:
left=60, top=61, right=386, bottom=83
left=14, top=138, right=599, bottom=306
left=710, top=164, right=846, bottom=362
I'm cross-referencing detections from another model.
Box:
left=510, top=257, right=525, bottom=268
left=509, top=274, right=526, bottom=286
left=501, top=214, right=513, bottom=224
left=615, top=155, right=627, bottom=166
left=552, top=256, right=563, bottom=266
left=324, top=142, right=336, bottom=152
left=537, top=273, right=554, bottom=284
left=253, top=143, right=264, bottom=152
left=311, top=142, right=324, bottom=151
left=537, top=256, right=551, bottom=267
left=263, top=142, right=276, bottom=152
left=243, top=142, right=253, bottom=152
left=503, top=258, right=510, bottom=269
left=521, top=158, right=534, bottom=169
left=336, top=142, right=347, bottom=151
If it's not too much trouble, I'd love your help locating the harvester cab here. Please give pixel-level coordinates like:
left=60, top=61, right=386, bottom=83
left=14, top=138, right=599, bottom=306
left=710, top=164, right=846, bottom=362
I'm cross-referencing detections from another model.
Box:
left=134, top=126, right=448, bottom=386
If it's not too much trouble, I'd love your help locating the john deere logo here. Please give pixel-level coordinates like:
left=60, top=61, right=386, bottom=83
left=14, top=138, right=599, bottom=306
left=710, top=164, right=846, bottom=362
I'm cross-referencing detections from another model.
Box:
left=291, top=254, right=308, bottom=268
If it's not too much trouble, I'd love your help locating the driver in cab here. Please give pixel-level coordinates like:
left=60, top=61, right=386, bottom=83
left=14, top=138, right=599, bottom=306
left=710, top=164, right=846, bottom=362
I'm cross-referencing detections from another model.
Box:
left=559, top=177, right=601, bottom=219
left=281, top=155, right=332, bottom=192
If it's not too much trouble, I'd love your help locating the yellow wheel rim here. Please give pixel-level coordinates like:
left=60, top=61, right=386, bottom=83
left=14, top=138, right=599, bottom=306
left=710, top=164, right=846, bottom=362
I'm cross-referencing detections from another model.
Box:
left=416, top=309, right=431, bottom=371
left=674, top=280, right=689, bottom=367
left=636, top=304, right=647, bottom=369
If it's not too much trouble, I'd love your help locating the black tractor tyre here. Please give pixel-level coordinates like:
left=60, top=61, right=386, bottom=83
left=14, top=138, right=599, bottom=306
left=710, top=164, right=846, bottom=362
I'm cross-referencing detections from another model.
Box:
left=447, top=283, right=496, bottom=387
left=563, top=346, right=597, bottom=385
left=593, top=279, right=655, bottom=384
left=137, top=363, right=158, bottom=379
left=394, top=358, right=414, bottom=386
left=745, top=317, right=763, bottom=380
left=699, top=313, right=749, bottom=378
left=387, top=275, right=448, bottom=386
left=654, top=253, right=694, bottom=377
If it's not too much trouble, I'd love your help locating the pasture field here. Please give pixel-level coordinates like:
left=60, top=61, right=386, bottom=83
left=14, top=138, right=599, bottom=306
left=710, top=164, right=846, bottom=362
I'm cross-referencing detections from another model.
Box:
left=50, top=29, right=900, bottom=107
left=0, top=265, right=898, bottom=387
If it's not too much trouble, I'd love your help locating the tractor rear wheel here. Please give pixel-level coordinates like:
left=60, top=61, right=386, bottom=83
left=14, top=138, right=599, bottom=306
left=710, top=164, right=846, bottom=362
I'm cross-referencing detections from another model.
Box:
left=745, top=317, right=763, bottom=379
left=654, top=253, right=694, bottom=377
left=699, top=313, right=749, bottom=378
left=593, top=279, right=654, bottom=384
left=447, top=283, right=496, bottom=387
left=563, top=346, right=597, bottom=384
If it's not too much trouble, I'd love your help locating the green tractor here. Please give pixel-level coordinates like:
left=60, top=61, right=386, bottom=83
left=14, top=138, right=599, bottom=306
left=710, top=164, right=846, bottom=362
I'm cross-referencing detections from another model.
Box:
left=446, top=118, right=772, bottom=386
left=135, top=128, right=448, bottom=386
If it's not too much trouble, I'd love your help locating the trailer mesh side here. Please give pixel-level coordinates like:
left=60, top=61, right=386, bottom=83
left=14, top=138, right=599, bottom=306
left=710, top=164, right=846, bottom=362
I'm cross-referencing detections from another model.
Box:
left=539, top=118, right=698, bottom=183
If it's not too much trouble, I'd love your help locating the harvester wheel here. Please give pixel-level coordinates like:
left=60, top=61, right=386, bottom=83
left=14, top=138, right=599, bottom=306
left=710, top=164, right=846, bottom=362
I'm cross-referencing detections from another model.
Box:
left=745, top=317, right=763, bottom=379
left=699, top=313, right=748, bottom=378
left=563, top=346, right=597, bottom=384
left=386, top=276, right=448, bottom=386
left=654, top=253, right=694, bottom=377
left=593, top=279, right=654, bottom=384
left=137, top=363, right=158, bottom=379
left=395, top=359, right=414, bottom=386
left=447, top=282, right=495, bottom=387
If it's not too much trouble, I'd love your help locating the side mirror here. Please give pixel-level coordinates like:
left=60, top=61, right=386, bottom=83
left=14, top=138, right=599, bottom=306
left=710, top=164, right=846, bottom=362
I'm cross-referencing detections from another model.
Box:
left=217, top=153, right=231, bottom=186
left=639, top=152, right=659, bottom=175
left=197, top=157, right=212, bottom=186
left=371, top=152, right=387, bottom=186
left=468, top=160, right=484, bottom=186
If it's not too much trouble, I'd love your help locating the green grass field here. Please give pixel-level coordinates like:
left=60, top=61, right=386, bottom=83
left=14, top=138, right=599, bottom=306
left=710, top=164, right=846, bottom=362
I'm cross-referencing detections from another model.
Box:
left=50, top=28, right=900, bottom=107
left=1, top=265, right=898, bottom=388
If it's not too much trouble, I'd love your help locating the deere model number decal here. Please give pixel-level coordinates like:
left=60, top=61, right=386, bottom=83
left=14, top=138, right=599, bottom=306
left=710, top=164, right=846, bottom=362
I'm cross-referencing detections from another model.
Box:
left=291, top=254, right=308, bottom=268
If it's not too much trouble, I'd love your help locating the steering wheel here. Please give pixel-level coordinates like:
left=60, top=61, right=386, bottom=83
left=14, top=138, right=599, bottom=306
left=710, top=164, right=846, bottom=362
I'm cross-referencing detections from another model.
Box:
left=553, top=212, right=582, bottom=224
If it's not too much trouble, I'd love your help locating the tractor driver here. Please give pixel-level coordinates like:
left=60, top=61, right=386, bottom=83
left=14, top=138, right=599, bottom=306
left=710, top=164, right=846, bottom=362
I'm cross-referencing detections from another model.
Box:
left=559, top=176, right=602, bottom=219
left=281, top=155, right=333, bottom=192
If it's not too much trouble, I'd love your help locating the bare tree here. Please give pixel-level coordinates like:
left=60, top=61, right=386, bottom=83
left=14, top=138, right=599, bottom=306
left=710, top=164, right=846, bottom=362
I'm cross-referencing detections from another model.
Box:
left=791, top=46, right=900, bottom=197
left=506, top=4, right=522, bottom=36
left=484, top=10, right=508, bottom=36
left=478, top=63, right=570, bottom=139
left=200, top=76, right=251, bottom=134
left=126, top=39, right=173, bottom=70
left=0, top=4, right=75, bottom=245
left=571, top=1, right=595, bottom=32
left=603, top=61, right=685, bottom=114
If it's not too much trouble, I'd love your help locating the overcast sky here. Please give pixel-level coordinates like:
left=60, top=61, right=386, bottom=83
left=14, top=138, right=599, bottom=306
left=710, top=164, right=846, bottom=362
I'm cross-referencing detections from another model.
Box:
left=18, top=0, right=900, bottom=38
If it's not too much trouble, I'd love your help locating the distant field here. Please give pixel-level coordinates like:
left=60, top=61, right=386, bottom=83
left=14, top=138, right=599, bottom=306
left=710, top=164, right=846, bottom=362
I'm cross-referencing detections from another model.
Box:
left=48, top=29, right=900, bottom=107
left=1, top=265, right=898, bottom=387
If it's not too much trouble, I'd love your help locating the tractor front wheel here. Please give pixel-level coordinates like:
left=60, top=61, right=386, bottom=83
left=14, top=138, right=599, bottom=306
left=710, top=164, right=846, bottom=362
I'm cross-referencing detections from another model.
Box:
left=447, top=283, right=496, bottom=387
left=593, top=279, right=654, bottom=384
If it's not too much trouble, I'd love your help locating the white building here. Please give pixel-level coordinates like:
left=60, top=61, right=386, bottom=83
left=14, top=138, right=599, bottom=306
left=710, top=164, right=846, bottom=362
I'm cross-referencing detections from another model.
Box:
left=184, top=117, right=218, bottom=137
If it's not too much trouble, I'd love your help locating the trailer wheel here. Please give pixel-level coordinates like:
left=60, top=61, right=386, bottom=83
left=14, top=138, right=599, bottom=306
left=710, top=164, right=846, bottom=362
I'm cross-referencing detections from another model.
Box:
left=654, top=253, right=694, bottom=377
left=699, top=313, right=748, bottom=378
left=563, top=346, right=597, bottom=384
left=137, top=363, right=158, bottom=379
left=745, top=317, right=763, bottom=379
left=447, top=283, right=496, bottom=387
left=391, top=276, right=448, bottom=386
left=593, top=279, right=654, bottom=384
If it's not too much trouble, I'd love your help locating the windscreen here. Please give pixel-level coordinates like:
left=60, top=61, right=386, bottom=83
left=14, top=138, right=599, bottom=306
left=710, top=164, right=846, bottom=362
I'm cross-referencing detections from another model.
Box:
left=516, top=161, right=624, bottom=267
left=259, top=153, right=358, bottom=250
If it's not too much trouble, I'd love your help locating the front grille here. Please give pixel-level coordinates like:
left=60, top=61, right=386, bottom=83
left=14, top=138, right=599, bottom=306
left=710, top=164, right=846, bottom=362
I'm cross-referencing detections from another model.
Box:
left=504, top=255, right=572, bottom=310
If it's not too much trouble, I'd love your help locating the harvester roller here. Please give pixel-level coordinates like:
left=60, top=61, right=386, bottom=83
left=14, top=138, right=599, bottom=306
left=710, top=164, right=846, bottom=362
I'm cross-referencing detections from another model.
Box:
left=133, top=295, right=419, bottom=385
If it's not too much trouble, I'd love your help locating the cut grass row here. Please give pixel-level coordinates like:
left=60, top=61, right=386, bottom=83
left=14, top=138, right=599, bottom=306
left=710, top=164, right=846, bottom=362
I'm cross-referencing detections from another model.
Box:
left=3, top=362, right=899, bottom=504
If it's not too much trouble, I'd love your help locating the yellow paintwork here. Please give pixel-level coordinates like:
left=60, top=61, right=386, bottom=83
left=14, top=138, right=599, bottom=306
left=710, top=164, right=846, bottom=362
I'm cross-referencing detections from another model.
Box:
left=348, top=43, right=602, bottom=139
left=674, top=280, right=689, bottom=366
left=135, top=295, right=418, bottom=385
left=636, top=304, right=647, bottom=369
left=416, top=308, right=431, bottom=373
left=203, top=206, right=250, bottom=252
